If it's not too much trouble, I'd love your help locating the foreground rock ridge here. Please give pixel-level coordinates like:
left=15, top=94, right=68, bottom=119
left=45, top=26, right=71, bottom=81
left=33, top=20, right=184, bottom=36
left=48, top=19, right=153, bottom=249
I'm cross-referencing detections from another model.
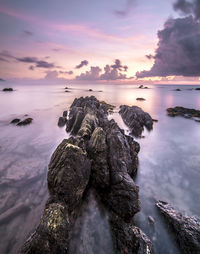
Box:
left=19, top=96, right=153, bottom=254
left=156, top=201, right=200, bottom=254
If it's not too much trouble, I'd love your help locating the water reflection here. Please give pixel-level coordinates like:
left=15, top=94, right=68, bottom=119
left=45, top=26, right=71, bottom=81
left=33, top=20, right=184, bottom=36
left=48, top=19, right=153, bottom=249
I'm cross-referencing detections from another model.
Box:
left=0, top=83, right=200, bottom=253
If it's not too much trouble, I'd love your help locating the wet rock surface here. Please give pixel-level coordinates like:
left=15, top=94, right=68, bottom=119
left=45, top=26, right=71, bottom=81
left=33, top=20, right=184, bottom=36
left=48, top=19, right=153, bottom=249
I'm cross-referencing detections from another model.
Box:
left=119, top=105, right=153, bottom=137
left=167, top=106, right=200, bottom=122
left=19, top=96, right=153, bottom=254
left=17, top=118, right=33, bottom=126
left=156, top=201, right=200, bottom=254
left=2, top=88, right=13, bottom=92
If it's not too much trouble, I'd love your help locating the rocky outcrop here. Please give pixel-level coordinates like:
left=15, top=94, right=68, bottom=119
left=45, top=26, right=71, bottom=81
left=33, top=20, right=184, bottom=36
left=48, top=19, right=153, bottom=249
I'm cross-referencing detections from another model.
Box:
left=58, top=117, right=67, bottom=127
left=156, top=201, right=200, bottom=254
left=119, top=105, right=153, bottom=137
left=19, top=96, right=153, bottom=254
left=2, top=88, right=13, bottom=91
left=167, top=106, right=200, bottom=122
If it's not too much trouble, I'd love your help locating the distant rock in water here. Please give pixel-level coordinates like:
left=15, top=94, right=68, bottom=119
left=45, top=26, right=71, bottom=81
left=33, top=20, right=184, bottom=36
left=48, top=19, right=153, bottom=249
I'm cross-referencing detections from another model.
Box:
left=19, top=96, right=153, bottom=254
left=119, top=105, right=153, bottom=137
left=88, top=89, right=93, bottom=91
left=173, top=88, right=181, bottom=91
left=138, top=85, right=149, bottom=89
left=195, top=88, right=200, bottom=90
left=136, top=97, right=146, bottom=101
left=156, top=201, right=200, bottom=254
left=10, top=118, right=21, bottom=124
left=0, top=78, right=5, bottom=82
left=2, top=88, right=13, bottom=92
left=17, top=118, right=33, bottom=126
left=167, top=106, right=200, bottom=122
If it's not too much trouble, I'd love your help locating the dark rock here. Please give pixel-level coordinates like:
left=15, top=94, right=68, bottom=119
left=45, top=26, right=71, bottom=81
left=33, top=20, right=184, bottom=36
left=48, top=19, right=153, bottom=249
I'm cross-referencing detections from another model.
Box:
left=174, top=88, right=181, bottom=91
left=144, top=87, right=149, bottom=89
left=136, top=98, right=146, bottom=101
left=65, top=90, right=71, bottom=93
left=63, top=110, right=68, bottom=117
left=88, top=89, right=93, bottom=91
left=195, top=88, right=200, bottom=90
left=152, top=119, right=158, bottom=122
left=2, top=88, right=13, bottom=92
left=156, top=201, right=200, bottom=254
left=139, top=85, right=143, bottom=88
left=19, top=201, right=70, bottom=254
left=48, top=138, right=91, bottom=212
left=58, top=117, right=67, bottom=127
left=17, top=118, right=33, bottom=126
left=10, top=118, right=20, bottom=124
left=110, top=213, right=153, bottom=254
left=167, top=106, right=200, bottom=121
left=119, top=105, right=153, bottom=137
left=65, top=87, right=68, bottom=89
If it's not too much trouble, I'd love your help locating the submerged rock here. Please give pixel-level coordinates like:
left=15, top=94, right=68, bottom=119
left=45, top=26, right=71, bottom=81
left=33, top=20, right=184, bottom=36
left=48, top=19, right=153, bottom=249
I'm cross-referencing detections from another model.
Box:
left=136, top=98, right=146, bottom=101
left=10, top=118, right=21, bottom=124
left=167, top=106, right=200, bottom=121
left=119, top=105, right=153, bottom=137
left=156, top=201, right=200, bottom=254
left=17, top=118, right=33, bottom=126
left=2, top=88, right=13, bottom=92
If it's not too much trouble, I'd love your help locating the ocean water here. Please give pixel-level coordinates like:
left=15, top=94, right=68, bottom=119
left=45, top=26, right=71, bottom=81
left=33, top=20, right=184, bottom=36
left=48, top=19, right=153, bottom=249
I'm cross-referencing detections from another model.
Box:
left=0, top=82, right=200, bottom=254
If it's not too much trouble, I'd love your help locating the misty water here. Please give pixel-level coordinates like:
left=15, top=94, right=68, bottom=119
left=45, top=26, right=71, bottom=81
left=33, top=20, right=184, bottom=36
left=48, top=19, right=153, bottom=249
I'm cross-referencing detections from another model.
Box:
left=0, top=83, right=200, bottom=254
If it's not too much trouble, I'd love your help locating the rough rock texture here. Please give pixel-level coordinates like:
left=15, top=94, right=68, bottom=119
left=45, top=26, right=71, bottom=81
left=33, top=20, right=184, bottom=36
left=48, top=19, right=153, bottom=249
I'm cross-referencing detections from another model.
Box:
left=119, top=105, right=153, bottom=137
left=109, top=213, right=153, bottom=254
left=19, top=96, right=153, bottom=254
left=17, top=118, right=33, bottom=126
left=3, top=87, right=13, bottom=91
left=156, top=201, right=200, bottom=254
left=167, top=106, right=200, bottom=122
left=58, top=117, right=67, bottom=127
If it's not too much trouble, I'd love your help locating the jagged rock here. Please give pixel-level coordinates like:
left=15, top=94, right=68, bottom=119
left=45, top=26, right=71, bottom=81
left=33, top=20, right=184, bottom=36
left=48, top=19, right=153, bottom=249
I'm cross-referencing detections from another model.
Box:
left=109, top=213, right=153, bottom=254
left=66, top=107, right=85, bottom=135
left=48, top=139, right=91, bottom=213
left=195, top=88, right=200, bottom=90
left=167, top=106, right=200, bottom=120
left=17, top=118, right=33, bottom=126
left=19, top=201, right=70, bottom=254
left=58, top=117, right=67, bottom=127
left=77, top=113, right=98, bottom=138
left=119, top=105, right=153, bottom=137
left=156, top=201, right=200, bottom=254
left=10, top=118, right=20, bottom=124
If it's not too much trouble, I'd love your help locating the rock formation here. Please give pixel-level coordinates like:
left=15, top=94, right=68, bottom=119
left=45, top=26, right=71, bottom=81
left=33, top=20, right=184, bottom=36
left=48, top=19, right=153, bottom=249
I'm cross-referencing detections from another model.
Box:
left=156, top=201, right=200, bottom=254
left=119, top=105, right=153, bottom=137
left=167, top=106, right=200, bottom=122
left=19, top=96, right=153, bottom=254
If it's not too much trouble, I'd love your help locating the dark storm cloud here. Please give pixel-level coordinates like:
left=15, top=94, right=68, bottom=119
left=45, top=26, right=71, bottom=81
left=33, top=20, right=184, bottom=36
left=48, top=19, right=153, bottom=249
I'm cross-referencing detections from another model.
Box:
left=136, top=16, right=200, bottom=78
left=75, top=60, right=89, bottom=69
left=114, top=0, right=137, bottom=17
left=17, top=57, right=38, bottom=63
left=23, top=30, right=33, bottom=36
left=35, top=60, right=55, bottom=68
left=173, top=0, right=200, bottom=20
left=76, top=59, right=128, bottom=80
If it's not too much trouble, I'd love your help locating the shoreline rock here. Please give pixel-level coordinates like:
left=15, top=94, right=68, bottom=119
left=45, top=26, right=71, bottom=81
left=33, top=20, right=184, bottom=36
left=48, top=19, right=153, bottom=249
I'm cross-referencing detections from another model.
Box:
left=156, top=201, right=200, bottom=254
left=167, top=106, right=200, bottom=121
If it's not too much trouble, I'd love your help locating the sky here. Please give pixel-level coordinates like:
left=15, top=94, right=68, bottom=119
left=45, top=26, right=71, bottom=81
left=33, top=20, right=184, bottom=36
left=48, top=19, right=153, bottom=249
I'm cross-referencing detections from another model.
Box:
left=0, top=0, right=200, bottom=84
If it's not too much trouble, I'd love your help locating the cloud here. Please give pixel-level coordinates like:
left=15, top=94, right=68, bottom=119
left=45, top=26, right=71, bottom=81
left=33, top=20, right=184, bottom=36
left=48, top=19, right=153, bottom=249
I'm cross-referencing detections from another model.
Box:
left=76, top=59, right=128, bottom=80
left=114, top=0, right=137, bottom=17
left=136, top=16, right=200, bottom=78
left=0, top=57, right=9, bottom=62
left=76, top=66, right=102, bottom=80
left=16, top=56, right=55, bottom=68
left=44, top=70, right=59, bottom=80
left=0, top=50, right=14, bottom=59
left=173, top=0, right=200, bottom=20
left=23, top=30, right=33, bottom=36
left=145, top=54, right=154, bottom=60
left=59, top=70, right=73, bottom=75
left=75, top=60, right=89, bottom=69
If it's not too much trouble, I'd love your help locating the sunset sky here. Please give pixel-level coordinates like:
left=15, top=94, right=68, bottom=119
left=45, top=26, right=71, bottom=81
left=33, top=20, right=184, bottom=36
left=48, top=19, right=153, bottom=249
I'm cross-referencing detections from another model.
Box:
left=0, top=0, right=200, bottom=84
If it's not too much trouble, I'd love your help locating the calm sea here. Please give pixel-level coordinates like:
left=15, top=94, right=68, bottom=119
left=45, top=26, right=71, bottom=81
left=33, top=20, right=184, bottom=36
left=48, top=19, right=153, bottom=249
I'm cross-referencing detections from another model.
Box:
left=0, top=82, right=200, bottom=254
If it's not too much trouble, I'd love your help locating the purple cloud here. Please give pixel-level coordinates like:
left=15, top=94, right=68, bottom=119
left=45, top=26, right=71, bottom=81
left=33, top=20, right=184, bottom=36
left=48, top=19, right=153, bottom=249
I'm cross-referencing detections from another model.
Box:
left=59, top=70, right=73, bottom=75
left=114, top=0, right=137, bottom=17
left=75, top=60, right=89, bottom=69
left=76, top=66, right=102, bottom=80
left=136, top=16, right=200, bottom=78
left=23, top=30, right=33, bottom=36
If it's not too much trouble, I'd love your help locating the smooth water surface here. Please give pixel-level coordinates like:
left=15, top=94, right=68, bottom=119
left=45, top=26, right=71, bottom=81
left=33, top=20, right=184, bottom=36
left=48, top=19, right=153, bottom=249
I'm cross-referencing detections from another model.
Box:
left=0, top=82, right=200, bottom=254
